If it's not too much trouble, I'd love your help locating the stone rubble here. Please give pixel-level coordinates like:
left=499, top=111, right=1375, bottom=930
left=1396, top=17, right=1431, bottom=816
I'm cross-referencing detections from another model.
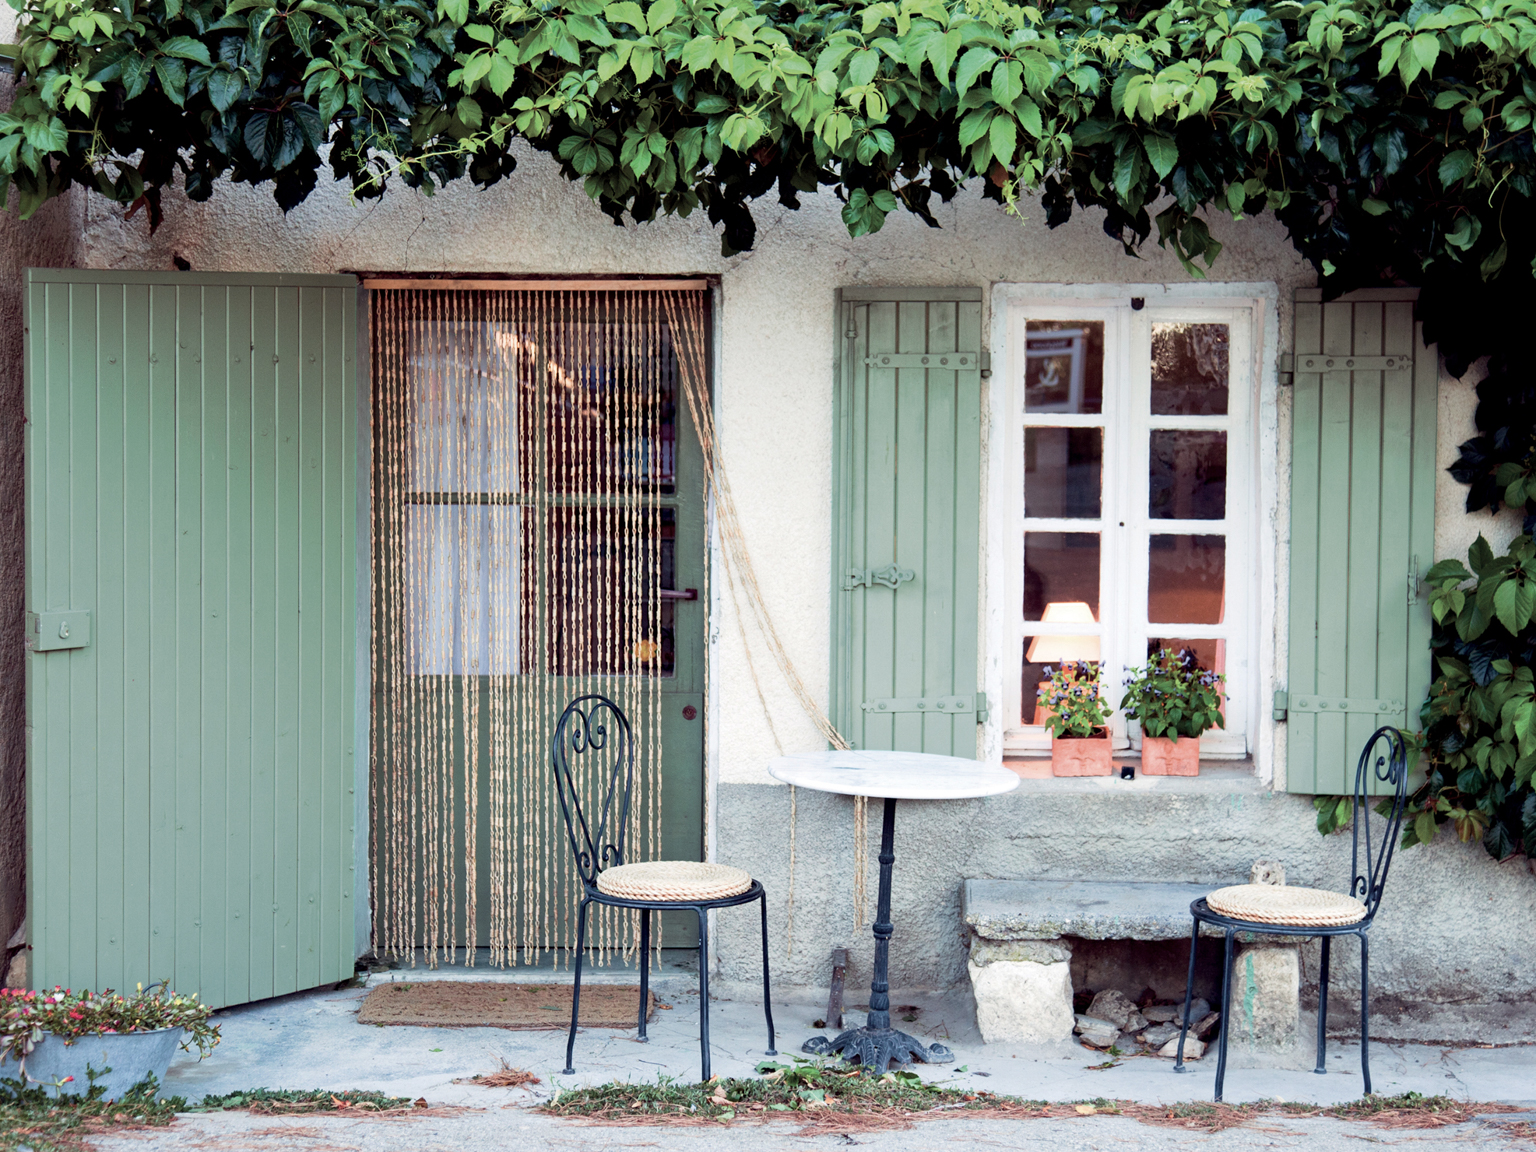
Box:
left=1085, top=990, right=1140, bottom=1030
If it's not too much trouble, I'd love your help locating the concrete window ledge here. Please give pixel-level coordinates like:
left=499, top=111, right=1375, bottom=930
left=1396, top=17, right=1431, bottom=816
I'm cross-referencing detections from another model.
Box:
left=998, top=759, right=1267, bottom=794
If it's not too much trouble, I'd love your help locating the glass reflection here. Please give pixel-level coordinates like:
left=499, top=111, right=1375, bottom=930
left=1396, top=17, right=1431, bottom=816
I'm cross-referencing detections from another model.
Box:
left=1026, top=320, right=1104, bottom=414
left=1024, top=532, right=1100, bottom=621
left=1026, top=427, right=1103, bottom=518
left=1149, top=430, right=1226, bottom=519
left=1148, top=534, right=1225, bottom=623
left=1152, top=323, right=1229, bottom=415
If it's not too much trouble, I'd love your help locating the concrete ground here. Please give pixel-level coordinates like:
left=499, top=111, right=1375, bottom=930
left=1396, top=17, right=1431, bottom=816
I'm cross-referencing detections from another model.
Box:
left=89, top=958, right=1536, bottom=1150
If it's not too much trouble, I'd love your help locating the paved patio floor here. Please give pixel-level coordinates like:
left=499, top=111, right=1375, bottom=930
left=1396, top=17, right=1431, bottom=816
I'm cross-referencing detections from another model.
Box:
left=154, top=958, right=1536, bottom=1110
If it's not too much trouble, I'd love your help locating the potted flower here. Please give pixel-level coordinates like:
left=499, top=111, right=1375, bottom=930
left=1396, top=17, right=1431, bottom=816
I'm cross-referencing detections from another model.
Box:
left=0, top=984, right=220, bottom=1100
left=1120, top=648, right=1225, bottom=776
left=1039, top=661, right=1115, bottom=776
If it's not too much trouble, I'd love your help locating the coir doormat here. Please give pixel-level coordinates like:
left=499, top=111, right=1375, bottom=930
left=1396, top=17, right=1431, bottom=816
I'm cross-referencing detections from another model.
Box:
left=356, top=981, right=654, bottom=1030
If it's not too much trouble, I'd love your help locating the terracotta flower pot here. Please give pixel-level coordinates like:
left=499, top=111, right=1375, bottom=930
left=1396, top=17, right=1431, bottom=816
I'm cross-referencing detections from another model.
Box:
left=1141, top=734, right=1200, bottom=776
left=1050, top=732, right=1113, bottom=776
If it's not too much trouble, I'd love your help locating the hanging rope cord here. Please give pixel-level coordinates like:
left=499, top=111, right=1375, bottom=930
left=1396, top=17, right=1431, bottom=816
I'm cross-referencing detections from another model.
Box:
left=662, top=293, right=871, bottom=936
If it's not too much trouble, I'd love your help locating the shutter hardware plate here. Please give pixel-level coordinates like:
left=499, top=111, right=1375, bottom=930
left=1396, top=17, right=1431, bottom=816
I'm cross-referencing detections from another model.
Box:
left=864, top=353, right=981, bottom=369
left=863, top=695, right=976, bottom=714
left=1273, top=690, right=1404, bottom=720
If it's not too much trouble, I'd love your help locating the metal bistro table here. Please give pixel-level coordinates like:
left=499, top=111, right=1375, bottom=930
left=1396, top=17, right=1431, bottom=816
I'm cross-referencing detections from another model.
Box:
left=768, top=749, right=1020, bottom=1070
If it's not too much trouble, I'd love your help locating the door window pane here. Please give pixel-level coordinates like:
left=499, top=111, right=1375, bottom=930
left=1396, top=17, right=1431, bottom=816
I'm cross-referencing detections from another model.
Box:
left=1152, top=322, right=1228, bottom=415
left=1148, top=534, right=1225, bottom=624
left=1149, top=430, right=1226, bottom=519
left=1024, top=532, right=1099, bottom=621
left=1026, top=320, right=1104, bottom=414
left=1026, top=427, right=1102, bottom=518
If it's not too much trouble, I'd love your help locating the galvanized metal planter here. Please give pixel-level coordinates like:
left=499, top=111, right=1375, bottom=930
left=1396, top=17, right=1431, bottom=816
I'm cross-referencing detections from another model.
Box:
left=5, top=1028, right=181, bottom=1099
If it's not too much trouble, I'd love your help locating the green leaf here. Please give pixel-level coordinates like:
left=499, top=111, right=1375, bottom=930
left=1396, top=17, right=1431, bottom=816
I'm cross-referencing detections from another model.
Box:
left=1414, top=811, right=1438, bottom=846
left=207, top=68, right=245, bottom=113
left=1143, top=135, right=1177, bottom=180
left=953, top=46, right=994, bottom=97
left=1361, top=198, right=1390, bottom=215
left=646, top=0, right=677, bottom=33
left=1438, top=149, right=1474, bottom=187
left=159, top=36, right=213, bottom=65
left=988, top=114, right=1015, bottom=167
left=605, top=2, right=645, bottom=27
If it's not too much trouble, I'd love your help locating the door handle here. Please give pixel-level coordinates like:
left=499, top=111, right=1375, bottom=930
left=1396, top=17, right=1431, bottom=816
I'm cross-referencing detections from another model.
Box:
left=659, top=588, right=698, bottom=601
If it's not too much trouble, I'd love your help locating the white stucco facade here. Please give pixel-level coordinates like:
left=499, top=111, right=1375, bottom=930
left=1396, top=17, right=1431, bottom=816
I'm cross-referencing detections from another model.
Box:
left=10, top=141, right=1533, bottom=1016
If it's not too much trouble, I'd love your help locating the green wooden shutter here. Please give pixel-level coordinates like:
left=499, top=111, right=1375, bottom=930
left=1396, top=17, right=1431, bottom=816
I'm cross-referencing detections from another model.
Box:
left=832, top=288, right=984, bottom=757
left=24, top=270, right=360, bottom=1007
left=1283, top=288, right=1436, bottom=793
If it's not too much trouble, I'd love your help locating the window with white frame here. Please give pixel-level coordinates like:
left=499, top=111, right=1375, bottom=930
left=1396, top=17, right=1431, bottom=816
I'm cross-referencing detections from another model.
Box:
left=1006, top=299, right=1255, bottom=757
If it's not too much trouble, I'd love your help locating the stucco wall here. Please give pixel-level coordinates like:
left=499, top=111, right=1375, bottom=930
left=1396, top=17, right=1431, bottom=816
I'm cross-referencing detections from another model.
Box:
left=0, top=104, right=79, bottom=969
left=15, top=144, right=1530, bottom=1014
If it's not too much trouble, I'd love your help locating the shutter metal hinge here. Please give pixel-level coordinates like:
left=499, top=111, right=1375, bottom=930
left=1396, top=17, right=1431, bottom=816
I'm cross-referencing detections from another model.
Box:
left=864, top=352, right=981, bottom=370
left=845, top=307, right=858, bottom=340
left=843, top=564, right=915, bottom=590
left=1295, top=354, right=1409, bottom=372
left=1409, top=554, right=1419, bottom=606
left=976, top=690, right=989, bottom=723
left=980, top=350, right=992, bottom=378
left=1279, top=353, right=1294, bottom=386
left=1287, top=695, right=1406, bottom=715
left=1273, top=690, right=1289, bottom=721
left=863, top=695, right=976, bottom=714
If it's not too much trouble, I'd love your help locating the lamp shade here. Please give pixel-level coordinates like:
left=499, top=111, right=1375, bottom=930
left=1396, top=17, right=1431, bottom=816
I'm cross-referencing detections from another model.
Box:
left=1025, top=600, right=1100, bottom=663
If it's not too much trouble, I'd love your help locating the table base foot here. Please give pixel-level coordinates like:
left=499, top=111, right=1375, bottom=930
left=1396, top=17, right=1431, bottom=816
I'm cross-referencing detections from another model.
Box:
left=801, top=1027, right=954, bottom=1070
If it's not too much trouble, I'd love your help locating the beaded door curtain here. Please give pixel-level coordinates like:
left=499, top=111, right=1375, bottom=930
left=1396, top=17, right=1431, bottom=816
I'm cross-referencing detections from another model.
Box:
left=370, top=284, right=706, bottom=966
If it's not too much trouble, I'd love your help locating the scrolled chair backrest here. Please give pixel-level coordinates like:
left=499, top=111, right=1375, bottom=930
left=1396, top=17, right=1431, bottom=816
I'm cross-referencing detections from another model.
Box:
left=1350, top=725, right=1411, bottom=921
left=551, top=695, right=634, bottom=891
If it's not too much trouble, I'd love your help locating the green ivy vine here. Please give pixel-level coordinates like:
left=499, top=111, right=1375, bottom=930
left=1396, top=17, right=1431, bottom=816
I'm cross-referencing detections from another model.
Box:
left=2, top=0, right=1536, bottom=306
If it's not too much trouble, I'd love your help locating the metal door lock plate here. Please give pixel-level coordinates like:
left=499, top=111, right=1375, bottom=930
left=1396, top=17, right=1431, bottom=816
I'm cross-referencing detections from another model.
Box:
left=30, top=610, right=91, bottom=652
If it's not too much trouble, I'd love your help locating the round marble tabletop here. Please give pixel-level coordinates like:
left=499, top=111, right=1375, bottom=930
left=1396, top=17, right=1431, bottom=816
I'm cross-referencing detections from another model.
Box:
left=766, top=749, right=1021, bottom=800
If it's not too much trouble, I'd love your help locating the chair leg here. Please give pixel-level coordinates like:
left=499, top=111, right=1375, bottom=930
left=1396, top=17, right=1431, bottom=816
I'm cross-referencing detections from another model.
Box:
left=563, top=898, right=591, bottom=1076
left=1360, top=931, right=1372, bottom=1095
left=696, top=906, right=712, bottom=1082
left=1214, top=929, right=1235, bottom=1103
left=638, top=909, right=651, bottom=1043
left=1315, top=935, right=1331, bottom=1074
left=1173, top=916, right=1199, bottom=1073
left=759, top=891, right=777, bottom=1056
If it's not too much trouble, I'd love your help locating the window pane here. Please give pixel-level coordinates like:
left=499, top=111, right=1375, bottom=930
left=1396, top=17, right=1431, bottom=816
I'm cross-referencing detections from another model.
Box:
left=1021, top=659, right=1067, bottom=724
left=1024, top=532, right=1099, bottom=621
left=1149, top=430, right=1226, bottom=519
left=1026, top=320, right=1104, bottom=414
left=1026, top=427, right=1102, bottom=518
left=407, top=505, right=519, bottom=674
left=1152, top=322, right=1228, bottom=415
left=1148, top=534, right=1225, bottom=624
left=1147, top=637, right=1226, bottom=676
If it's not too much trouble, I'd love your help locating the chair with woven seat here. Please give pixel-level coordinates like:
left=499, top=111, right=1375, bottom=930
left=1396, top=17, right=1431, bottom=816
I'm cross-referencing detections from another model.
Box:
left=553, top=694, right=776, bottom=1081
left=1174, top=725, right=1409, bottom=1101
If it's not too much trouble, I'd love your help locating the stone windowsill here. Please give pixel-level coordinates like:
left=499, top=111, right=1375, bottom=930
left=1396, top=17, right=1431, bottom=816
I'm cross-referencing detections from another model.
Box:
left=998, top=757, right=1267, bottom=793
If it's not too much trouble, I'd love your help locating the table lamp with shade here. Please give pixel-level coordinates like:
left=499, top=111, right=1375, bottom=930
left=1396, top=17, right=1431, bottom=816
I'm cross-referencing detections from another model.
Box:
left=1026, top=601, right=1100, bottom=726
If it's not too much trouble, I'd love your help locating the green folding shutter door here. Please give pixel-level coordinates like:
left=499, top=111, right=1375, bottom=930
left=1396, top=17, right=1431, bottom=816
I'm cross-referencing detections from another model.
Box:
left=832, top=288, right=984, bottom=757
left=1284, top=288, right=1437, bottom=793
left=24, top=270, right=359, bottom=1007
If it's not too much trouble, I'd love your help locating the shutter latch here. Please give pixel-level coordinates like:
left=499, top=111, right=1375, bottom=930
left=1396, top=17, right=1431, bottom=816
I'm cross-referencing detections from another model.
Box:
left=844, top=564, right=915, bottom=591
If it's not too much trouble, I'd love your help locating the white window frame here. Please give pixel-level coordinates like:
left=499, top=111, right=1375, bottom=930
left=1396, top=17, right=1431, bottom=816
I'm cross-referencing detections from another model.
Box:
left=985, top=283, right=1280, bottom=776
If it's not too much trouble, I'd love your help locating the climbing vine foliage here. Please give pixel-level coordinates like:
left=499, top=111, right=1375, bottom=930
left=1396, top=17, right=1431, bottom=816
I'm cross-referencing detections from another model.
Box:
left=5, top=0, right=1536, bottom=282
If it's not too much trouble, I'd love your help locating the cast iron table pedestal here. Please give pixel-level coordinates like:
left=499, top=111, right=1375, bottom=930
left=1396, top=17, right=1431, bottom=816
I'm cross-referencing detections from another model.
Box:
left=766, top=748, right=1020, bottom=1072
left=800, top=795, right=951, bottom=1067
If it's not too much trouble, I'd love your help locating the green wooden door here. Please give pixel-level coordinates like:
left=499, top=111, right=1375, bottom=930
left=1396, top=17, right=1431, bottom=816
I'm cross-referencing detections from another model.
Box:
left=24, top=270, right=360, bottom=1007
left=1283, top=288, right=1437, bottom=793
left=832, top=288, right=985, bottom=757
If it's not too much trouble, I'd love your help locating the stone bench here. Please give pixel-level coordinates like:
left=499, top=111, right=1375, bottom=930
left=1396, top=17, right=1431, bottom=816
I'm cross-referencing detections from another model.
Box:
left=961, top=878, right=1300, bottom=1051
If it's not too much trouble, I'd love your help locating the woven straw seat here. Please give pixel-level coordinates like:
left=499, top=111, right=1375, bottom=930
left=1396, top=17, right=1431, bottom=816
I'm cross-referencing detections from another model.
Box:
left=596, top=860, right=753, bottom=903
left=1205, top=883, right=1367, bottom=927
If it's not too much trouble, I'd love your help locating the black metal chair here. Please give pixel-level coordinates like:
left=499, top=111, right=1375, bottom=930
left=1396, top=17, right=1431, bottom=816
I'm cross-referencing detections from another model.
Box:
left=553, top=694, right=776, bottom=1081
left=1175, top=725, right=1410, bottom=1101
